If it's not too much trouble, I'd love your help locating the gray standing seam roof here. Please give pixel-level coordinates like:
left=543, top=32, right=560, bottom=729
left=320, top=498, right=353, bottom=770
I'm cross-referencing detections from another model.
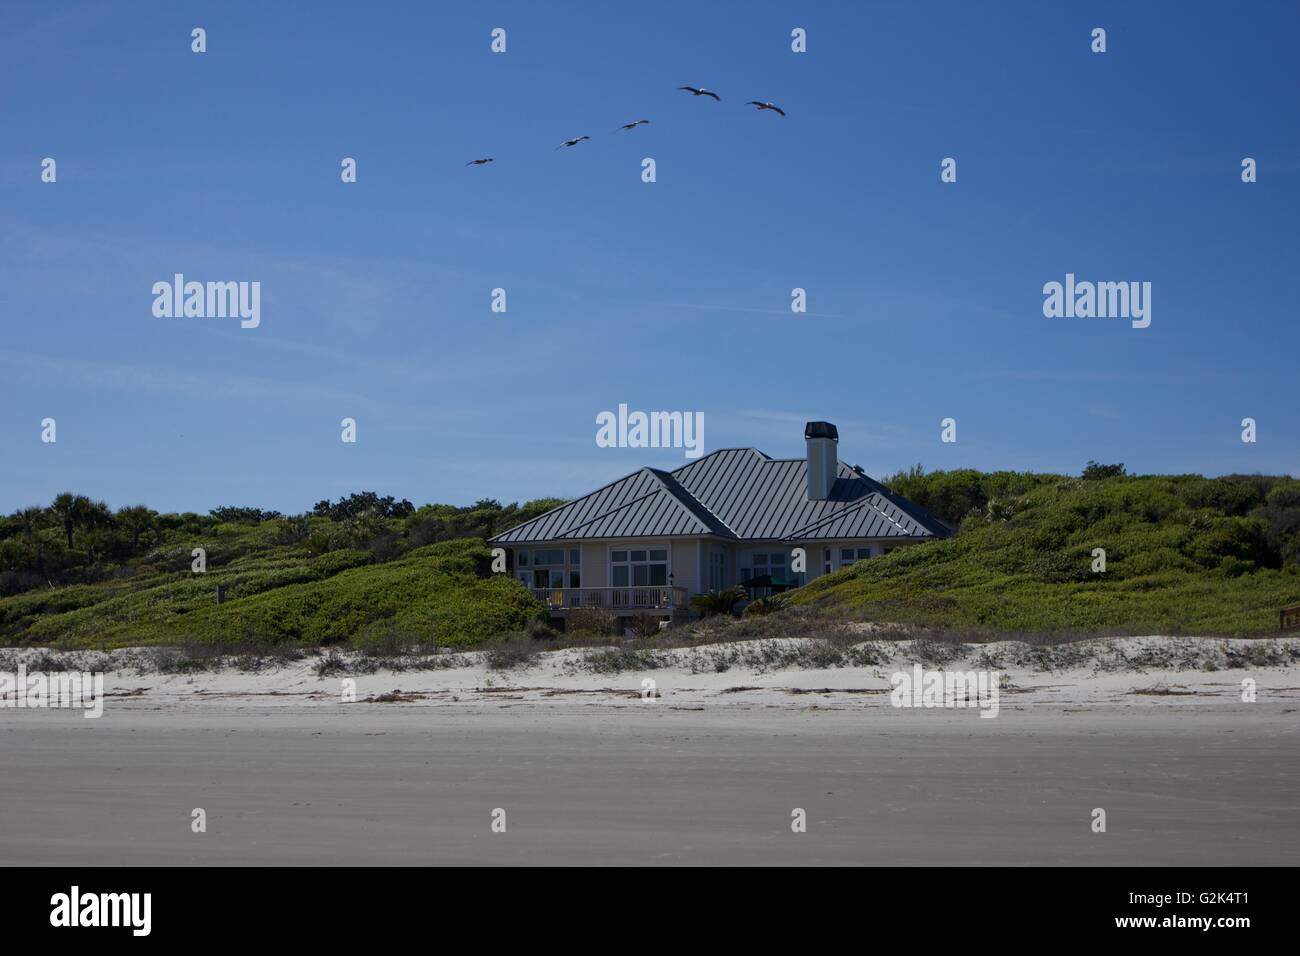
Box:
left=488, top=447, right=950, bottom=545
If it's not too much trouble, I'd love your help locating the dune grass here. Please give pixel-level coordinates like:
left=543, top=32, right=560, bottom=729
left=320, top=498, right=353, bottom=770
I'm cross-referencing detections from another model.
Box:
left=774, top=472, right=1300, bottom=636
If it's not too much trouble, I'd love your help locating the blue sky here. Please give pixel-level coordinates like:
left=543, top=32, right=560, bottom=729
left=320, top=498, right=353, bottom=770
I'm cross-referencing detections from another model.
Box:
left=2, top=0, right=1297, bottom=514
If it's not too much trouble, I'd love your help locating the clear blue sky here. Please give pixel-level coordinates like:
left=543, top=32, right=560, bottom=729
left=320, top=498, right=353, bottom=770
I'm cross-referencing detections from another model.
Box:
left=2, top=0, right=1297, bottom=514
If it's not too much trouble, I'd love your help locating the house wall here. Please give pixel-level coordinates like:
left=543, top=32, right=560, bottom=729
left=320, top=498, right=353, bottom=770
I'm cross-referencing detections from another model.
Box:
left=508, top=537, right=926, bottom=600
left=670, top=539, right=702, bottom=596
left=785, top=539, right=921, bottom=583
left=579, top=542, right=607, bottom=588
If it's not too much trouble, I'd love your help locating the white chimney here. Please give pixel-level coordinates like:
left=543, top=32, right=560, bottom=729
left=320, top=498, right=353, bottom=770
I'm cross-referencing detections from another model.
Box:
left=804, top=421, right=839, bottom=500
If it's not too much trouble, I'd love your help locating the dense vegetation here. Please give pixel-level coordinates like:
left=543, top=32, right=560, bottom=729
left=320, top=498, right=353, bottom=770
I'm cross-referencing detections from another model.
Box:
left=4, top=464, right=1299, bottom=647
left=774, top=465, right=1300, bottom=636
left=0, top=494, right=560, bottom=647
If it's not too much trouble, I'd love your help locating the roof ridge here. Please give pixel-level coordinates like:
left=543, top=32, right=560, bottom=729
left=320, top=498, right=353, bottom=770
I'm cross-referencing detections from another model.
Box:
left=783, top=494, right=913, bottom=540
left=670, top=447, right=768, bottom=475
left=646, top=467, right=738, bottom=539
left=487, top=465, right=647, bottom=543
left=552, top=480, right=671, bottom=538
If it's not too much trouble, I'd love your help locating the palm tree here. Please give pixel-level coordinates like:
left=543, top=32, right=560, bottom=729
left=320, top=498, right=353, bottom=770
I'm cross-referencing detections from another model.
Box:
left=48, top=493, right=111, bottom=555
left=14, top=506, right=44, bottom=538
left=80, top=501, right=114, bottom=562
left=50, top=493, right=91, bottom=550
left=689, top=586, right=747, bottom=618
left=116, top=505, right=157, bottom=552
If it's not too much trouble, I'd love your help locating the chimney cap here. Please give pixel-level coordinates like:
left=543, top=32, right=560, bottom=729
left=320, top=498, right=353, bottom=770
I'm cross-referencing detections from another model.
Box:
left=804, top=421, right=839, bottom=440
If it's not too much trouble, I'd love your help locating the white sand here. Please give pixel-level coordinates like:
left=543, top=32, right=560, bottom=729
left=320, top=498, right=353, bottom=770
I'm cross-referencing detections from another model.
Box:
left=4, top=634, right=1299, bottom=716
left=4, top=636, right=1299, bottom=865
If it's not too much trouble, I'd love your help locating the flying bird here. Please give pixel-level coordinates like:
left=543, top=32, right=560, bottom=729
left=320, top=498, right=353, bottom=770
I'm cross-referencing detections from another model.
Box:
left=747, top=101, right=786, bottom=116
left=556, top=135, right=591, bottom=149
left=678, top=86, right=721, bottom=101
left=615, top=119, right=650, bottom=131
left=465, top=158, right=494, bottom=166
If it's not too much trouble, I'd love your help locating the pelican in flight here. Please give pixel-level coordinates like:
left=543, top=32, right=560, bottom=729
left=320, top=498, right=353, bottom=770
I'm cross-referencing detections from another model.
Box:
left=556, top=135, right=591, bottom=150
left=678, top=86, right=721, bottom=101
left=465, top=158, right=494, bottom=166
left=747, top=101, right=786, bottom=116
left=615, top=119, right=650, bottom=131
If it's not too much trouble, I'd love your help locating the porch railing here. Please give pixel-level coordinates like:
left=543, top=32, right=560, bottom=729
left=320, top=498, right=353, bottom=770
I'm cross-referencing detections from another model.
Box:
left=529, top=586, right=688, bottom=611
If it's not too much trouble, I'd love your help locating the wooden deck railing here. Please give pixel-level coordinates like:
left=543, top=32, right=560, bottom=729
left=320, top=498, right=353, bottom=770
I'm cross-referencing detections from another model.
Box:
left=529, top=586, right=688, bottom=611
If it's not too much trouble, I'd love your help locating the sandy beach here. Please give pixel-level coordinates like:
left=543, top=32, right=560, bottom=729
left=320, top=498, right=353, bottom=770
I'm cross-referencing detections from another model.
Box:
left=2, top=636, right=1299, bottom=865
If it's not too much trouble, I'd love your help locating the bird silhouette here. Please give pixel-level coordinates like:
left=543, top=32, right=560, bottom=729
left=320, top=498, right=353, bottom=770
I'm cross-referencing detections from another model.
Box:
left=746, top=101, right=786, bottom=116
left=615, top=119, right=650, bottom=131
left=678, top=86, right=721, bottom=101
left=465, top=158, right=494, bottom=166
left=556, top=136, right=591, bottom=149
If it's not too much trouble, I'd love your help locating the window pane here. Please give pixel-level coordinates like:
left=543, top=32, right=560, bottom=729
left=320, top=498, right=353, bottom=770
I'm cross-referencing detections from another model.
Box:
left=569, top=571, right=580, bottom=588
left=858, top=549, right=871, bottom=560
left=633, top=565, right=650, bottom=586
left=753, top=554, right=767, bottom=565
left=569, top=549, right=580, bottom=566
left=612, top=550, right=627, bottom=562
left=769, top=552, right=785, bottom=566
left=612, top=566, right=629, bottom=586
left=649, top=565, right=667, bottom=586
left=840, top=549, right=854, bottom=562
left=630, top=550, right=647, bottom=562
left=741, top=568, right=752, bottom=581
left=649, top=549, right=667, bottom=561
left=518, top=551, right=529, bottom=566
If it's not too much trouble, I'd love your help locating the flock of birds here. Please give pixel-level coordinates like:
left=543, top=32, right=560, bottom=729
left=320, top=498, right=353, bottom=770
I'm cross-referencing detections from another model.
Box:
left=464, top=86, right=785, bottom=166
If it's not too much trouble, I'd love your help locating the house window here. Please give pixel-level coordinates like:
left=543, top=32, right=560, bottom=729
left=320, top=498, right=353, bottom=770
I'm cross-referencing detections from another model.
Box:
left=840, top=547, right=872, bottom=567
left=708, top=550, right=725, bottom=591
left=744, top=550, right=787, bottom=582
left=823, top=547, right=832, bottom=575
left=518, top=546, right=579, bottom=589
left=611, top=546, right=668, bottom=587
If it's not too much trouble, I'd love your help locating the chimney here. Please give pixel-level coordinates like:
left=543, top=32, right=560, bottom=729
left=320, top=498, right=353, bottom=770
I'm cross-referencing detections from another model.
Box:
left=804, top=421, right=839, bottom=500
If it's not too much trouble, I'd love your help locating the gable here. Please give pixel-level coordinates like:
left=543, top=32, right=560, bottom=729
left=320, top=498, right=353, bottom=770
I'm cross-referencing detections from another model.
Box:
left=489, top=468, right=730, bottom=543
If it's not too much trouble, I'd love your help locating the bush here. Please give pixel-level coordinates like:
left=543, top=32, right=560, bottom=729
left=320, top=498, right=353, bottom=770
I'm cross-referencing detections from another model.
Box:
left=565, top=607, right=616, bottom=636
left=690, top=587, right=746, bottom=618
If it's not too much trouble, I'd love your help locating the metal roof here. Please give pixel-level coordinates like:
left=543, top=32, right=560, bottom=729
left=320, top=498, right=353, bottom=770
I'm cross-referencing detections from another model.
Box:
left=489, top=447, right=950, bottom=544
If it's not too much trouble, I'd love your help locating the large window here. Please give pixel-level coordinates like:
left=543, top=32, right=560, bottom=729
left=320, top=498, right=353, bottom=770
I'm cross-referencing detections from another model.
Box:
left=515, top=547, right=579, bottom=588
left=743, top=548, right=800, bottom=587
left=839, top=547, right=872, bottom=567
left=611, top=547, right=668, bottom=587
left=743, top=551, right=787, bottom=581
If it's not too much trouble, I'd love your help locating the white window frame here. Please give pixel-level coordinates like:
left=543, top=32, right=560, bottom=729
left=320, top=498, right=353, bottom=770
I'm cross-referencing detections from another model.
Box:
left=607, top=542, right=671, bottom=589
